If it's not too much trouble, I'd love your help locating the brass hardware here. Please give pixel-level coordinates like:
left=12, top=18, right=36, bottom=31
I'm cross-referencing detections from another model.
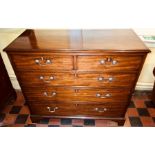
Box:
left=43, top=92, right=56, bottom=97
left=96, top=93, right=111, bottom=98
left=94, top=107, right=107, bottom=113
left=98, top=77, right=104, bottom=81
left=39, top=76, right=44, bottom=80
left=108, top=77, right=113, bottom=81
left=39, top=75, right=54, bottom=82
left=99, top=58, right=117, bottom=65
left=98, top=77, right=113, bottom=82
left=107, top=57, right=112, bottom=62
left=35, top=57, right=52, bottom=66
left=35, top=59, right=40, bottom=64
left=46, top=59, right=51, bottom=64
left=99, top=60, right=105, bottom=64
left=47, top=106, right=58, bottom=113
left=112, top=60, right=117, bottom=65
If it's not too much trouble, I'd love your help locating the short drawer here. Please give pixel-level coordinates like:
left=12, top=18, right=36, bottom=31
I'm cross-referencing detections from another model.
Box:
left=10, top=54, right=73, bottom=71
left=17, top=72, right=136, bottom=88
left=23, top=87, right=131, bottom=103
left=77, top=55, right=143, bottom=71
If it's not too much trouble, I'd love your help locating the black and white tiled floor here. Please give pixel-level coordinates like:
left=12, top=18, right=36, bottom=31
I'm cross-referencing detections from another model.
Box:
left=0, top=91, right=155, bottom=127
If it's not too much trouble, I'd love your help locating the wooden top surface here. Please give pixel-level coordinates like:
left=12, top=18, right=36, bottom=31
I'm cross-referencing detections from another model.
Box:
left=4, top=29, right=150, bottom=52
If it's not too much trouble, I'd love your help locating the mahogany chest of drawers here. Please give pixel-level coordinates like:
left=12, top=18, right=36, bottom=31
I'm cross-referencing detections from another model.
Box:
left=4, top=29, right=150, bottom=125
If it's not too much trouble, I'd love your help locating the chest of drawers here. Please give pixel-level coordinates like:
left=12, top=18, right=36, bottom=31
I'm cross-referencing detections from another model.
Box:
left=4, top=29, right=150, bottom=125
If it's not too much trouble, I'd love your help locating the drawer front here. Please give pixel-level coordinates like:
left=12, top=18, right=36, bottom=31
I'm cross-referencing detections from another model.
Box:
left=77, top=55, right=143, bottom=71
left=74, top=89, right=130, bottom=102
left=23, top=87, right=130, bottom=103
left=24, top=87, right=74, bottom=102
left=10, top=55, right=73, bottom=71
left=76, top=103, right=126, bottom=117
left=17, top=72, right=136, bottom=88
left=29, top=102, right=125, bottom=117
left=29, top=103, right=77, bottom=116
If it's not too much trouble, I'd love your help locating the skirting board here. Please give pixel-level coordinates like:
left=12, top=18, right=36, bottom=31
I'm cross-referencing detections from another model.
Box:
left=135, top=82, right=153, bottom=91
left=10, top=76, right=21, bottom=90
left=9, top=76, right=154, bottom=91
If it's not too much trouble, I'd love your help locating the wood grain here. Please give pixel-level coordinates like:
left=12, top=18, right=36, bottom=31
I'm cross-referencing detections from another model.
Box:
left=16, top=72, right=137, bottom=88
left=9, top=54, right=73, bottom=71
left=29, top=102, right=126, bottom=117
left=77, top=55, right=144, bottom=71
left=22, top=87, right=131, bottom=103
left=4, top=29, right=149, bottom=52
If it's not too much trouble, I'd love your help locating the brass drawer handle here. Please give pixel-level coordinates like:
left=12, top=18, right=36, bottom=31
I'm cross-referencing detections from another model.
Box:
left=35, top=57, right=52, bottom=66
left=43, top=92, right=56, bottom=97
left=99, top=59, right=105, bottom=64
left=39, top=76, right=54, bottom=83
left=98, top=77, right=113, bottom=82
left=99, top=58, right=117, bottom=65
left=94, top=107, right=107, bottom=113
left=47, top=106, right=58, bottom=113
left=96, top=93, right=111, bottom=98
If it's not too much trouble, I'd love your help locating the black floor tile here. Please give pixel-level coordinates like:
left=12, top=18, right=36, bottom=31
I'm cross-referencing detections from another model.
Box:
left=137, top=108, right=150, bottom=116
left=73, top=125, right=83, bottom=127
left=84, top=119, right=95, bottom=126
left=129, top=117, right=143, bottom=127
left=39, top=118, right=50, bottom=124
left=15, top=114, right=29, bottom=124
left=48, top=125, right=60, bottom=127
left=145, top=101, right=155, bottom=108
left=128, top=101, right=135, bottom=108
left=61, top=118, right=72, bottom=125
left=0, top=113, right=6, bottom=122
left=25, top=124, right=36, bottom=127
left=9, top=106, right=22, bottom=114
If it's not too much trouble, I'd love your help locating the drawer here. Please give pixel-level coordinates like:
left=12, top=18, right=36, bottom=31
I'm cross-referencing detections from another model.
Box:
left=10, top=54, right=73, bottom=71
left=23, top=87, right=130, bottom=103
left=17, top=72, right=136, bottom=88
left=29, top=102, right=126, bottom=117
left=24, top=87, right=75, bottom=102
left=76, top=103, right=126, bottom=117
left=77, top=55, right=143, bottom=71
left=74, top=89, right=130, bottom=102
left=29, top=103, right=77, bottom=116
left=76, top=73, right=136, bottom=88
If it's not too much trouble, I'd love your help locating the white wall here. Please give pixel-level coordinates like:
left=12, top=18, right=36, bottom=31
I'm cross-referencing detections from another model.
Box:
left=133, top=29, right=155, bottom=90
left=0, top=28, right=155, bottom=90
left=136, top=47, right=155, bottom=90
left=0, top=29, right=25, bottom=89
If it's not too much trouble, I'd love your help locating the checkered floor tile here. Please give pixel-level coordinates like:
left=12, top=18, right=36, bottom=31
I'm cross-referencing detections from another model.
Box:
left=0, top=91, right=155, bottom=127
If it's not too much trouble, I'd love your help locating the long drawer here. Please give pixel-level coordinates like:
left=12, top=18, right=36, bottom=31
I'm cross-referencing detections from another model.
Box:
left=29, top=102, right=126, bottom=117
left=77, top=55, right=143, bottom=71
left=23, top=87, right=131, bottom=103
left=17, top=72, right=137, bottom=88
left=10, top=54, right=73, bottom=71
